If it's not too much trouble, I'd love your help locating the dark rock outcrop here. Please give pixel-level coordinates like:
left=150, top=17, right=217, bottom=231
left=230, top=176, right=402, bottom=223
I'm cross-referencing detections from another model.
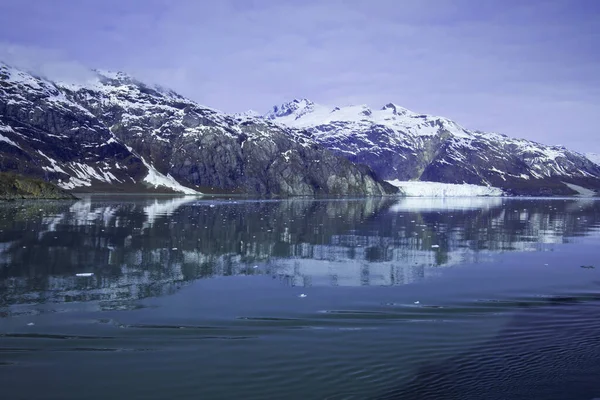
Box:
left=0, top=172, right=76, bottom=200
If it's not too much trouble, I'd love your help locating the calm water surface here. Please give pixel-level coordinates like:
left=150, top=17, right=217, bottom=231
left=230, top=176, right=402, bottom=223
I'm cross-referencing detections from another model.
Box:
left=1, top=196, right=600, bottom=400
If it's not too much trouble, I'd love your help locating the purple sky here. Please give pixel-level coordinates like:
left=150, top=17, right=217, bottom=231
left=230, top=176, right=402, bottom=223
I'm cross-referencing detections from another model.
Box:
left=1, top=0, right=599, bottom=153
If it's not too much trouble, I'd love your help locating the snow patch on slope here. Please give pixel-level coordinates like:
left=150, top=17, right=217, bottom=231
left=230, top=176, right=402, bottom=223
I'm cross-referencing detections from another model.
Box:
left=0, top=123, right=14, bottom=133
left=37, top=151, right=67, bottom=174
left=387, top=180, right=504, bottom=197
left=119, top=144, right=200, bottom=195
left=54, top=160, right=122, bottom=190
left=562, top=182, right=597, bottom=197
left=0, top=121, right=21, bottom=149
left=140, top=158, right=200, bottom=195
left=265, top=99, right=472, bottom=138
left=0, top=133, right=21, bottom=149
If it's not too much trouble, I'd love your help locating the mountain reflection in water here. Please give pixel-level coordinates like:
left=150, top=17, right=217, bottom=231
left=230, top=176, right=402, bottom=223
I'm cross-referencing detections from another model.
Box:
left=1, top=196, right=600, bottom=400
left=1, top=196, right=599, bottom=315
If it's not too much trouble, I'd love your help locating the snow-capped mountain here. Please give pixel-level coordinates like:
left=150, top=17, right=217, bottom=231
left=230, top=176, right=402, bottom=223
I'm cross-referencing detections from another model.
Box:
left=3, top=60, right=597, bottom=198
left=264, top=99, right=600, bottom=196
left=0, top=63, right=394, bottom=196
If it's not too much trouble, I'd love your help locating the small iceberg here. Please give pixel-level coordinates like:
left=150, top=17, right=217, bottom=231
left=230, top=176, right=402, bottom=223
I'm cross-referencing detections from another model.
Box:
left=76, top=272, right=94, bottom=277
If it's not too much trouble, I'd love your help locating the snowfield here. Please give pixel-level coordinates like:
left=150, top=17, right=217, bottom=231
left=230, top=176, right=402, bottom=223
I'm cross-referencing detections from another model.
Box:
left=123, top=144, right=201, bottom=195
left=562, top=182, right=597, bottom=197
left=142, top=160, right=201, bottom=195
left=386, top=180, right=504, bottom=197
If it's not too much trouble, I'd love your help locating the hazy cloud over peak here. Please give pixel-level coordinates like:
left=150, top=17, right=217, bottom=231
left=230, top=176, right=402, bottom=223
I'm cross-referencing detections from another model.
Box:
left=0, top=0, right=599, bottom=152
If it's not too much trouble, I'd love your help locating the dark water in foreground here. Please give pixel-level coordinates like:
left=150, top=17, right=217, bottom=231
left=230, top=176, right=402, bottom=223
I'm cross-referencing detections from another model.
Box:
left=1, top=196, right=600, bottom=400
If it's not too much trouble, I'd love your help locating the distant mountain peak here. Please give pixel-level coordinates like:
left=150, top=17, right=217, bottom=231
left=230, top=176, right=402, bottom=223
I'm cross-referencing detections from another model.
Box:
left=262, top=97, right=600, bottom=195
left=264, top=99, right=444, bottom=132
left=292, top=98, right=313, bottom=104
left=381, top=102, right=410, bottom=116
left=266, top=98, right=316, bottom=120
left=266, top=99, right=417, bottom=123
left=274, top=98, right=315, bottom=110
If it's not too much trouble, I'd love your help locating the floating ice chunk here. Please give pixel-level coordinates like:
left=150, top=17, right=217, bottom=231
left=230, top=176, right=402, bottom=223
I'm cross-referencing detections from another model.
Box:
left=431, top=245, right=440, bottom=248
left=76, top=272, right=94, bottom=277
left=298, top=294, right=307, bottom=298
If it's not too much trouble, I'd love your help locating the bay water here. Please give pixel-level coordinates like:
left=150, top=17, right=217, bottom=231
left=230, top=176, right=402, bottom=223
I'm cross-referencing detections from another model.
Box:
left=1, top=196, right=599, bottom=399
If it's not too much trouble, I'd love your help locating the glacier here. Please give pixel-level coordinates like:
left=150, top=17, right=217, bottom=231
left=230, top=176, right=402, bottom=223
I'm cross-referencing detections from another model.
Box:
left=386, top=180, right=504, bottom=197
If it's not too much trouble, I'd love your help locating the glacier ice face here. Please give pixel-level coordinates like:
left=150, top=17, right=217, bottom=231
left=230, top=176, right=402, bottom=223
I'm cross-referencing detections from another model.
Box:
left=386, top=180, right=504, bottom=197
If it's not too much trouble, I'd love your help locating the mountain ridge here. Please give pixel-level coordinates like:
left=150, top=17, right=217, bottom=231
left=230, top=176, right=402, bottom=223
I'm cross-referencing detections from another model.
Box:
left=2, top=60, right=598, bottom=197
left=0, top=62, right=395, bottom=197
left=260, top=99, right=600, bottom=196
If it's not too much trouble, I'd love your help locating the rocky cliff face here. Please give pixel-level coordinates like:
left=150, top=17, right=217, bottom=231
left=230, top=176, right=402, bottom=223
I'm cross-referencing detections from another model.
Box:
left=0, top=64, right=395, bottom=197
left=264, top=99, right=600, bottom=196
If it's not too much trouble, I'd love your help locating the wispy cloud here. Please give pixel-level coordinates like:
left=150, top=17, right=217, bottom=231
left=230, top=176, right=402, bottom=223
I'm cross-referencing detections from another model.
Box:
left=0, top=0, right=598, bottom=152
left=0, top=43, right=97, bottom=83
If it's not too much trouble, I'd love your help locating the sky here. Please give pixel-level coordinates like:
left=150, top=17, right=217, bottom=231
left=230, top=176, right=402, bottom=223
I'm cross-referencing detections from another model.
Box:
left=0, top=0, right=599, bottom=153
